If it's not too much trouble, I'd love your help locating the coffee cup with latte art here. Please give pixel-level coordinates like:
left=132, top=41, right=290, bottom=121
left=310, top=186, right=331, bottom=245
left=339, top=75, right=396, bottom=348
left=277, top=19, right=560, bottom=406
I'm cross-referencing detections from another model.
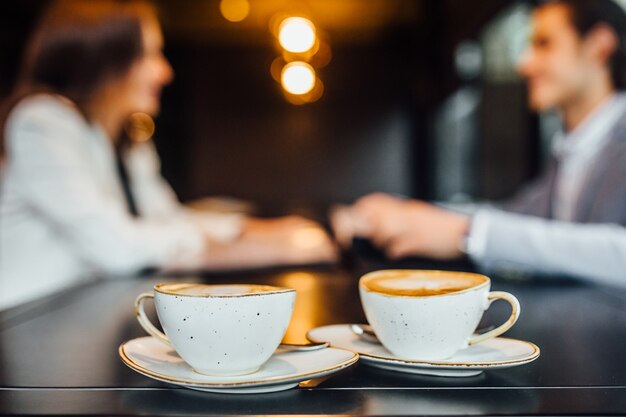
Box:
left=359, top=270, right=520, bottom=360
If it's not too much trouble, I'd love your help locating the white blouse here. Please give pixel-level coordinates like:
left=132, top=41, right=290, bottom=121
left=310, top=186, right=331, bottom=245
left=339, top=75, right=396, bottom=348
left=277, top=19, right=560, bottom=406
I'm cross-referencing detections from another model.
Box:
left=0, top=95, right=243, bottom=310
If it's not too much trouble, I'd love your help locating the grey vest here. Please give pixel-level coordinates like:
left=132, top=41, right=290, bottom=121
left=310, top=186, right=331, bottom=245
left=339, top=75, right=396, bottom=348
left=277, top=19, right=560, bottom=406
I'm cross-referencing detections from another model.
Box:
left=503, top=114, right=626, bottom=226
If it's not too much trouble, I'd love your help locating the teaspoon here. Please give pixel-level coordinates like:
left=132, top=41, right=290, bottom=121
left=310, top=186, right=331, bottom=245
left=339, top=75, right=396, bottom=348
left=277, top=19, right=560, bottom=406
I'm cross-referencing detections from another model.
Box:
left=350, top=324, right=379, bottom=343
left=350, top=323, right=496, bottom=344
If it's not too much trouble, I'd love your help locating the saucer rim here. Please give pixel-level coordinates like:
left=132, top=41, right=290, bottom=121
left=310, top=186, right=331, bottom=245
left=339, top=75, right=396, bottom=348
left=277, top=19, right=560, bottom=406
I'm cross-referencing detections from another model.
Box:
left=119, top=336, right=359, bottom=388
left=306, top=324, right=540, bottom=368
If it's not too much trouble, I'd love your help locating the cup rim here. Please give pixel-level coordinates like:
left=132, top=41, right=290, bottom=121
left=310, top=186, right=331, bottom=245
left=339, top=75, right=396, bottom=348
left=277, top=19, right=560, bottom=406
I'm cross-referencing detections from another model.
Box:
left=154, top=283, right=295, bottom=298
left=359, top=269, right=490, bottom=298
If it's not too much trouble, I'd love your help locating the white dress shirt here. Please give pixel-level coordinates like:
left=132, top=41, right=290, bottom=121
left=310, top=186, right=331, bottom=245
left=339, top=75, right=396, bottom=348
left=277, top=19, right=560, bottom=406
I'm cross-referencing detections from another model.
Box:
left=0, top=95, right=243, bottom=310
left=465, top=93, right=626, bottom=286
left=470, top=210, right=626, bottom=287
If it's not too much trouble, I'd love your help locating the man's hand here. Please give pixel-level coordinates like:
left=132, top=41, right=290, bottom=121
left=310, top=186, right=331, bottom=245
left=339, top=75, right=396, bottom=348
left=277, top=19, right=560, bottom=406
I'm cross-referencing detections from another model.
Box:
left=331, top=193, right=470, bottom=260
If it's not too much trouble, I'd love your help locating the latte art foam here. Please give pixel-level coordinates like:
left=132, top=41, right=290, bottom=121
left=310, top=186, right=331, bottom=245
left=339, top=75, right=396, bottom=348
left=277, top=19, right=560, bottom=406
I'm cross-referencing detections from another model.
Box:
left=155, top=283, right=293, bottom=297
left=361, top=270, right=487, bottom=296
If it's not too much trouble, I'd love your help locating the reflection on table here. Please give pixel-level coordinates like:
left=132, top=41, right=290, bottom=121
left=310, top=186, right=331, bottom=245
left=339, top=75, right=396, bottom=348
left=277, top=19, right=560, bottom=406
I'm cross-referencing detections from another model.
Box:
left=1, top=257, right=626, bottom=415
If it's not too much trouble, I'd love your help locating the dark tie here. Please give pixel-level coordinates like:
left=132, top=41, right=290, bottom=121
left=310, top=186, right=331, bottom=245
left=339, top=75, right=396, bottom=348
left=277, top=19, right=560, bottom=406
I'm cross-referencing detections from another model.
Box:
left=114, top=146, right=140, bottom=217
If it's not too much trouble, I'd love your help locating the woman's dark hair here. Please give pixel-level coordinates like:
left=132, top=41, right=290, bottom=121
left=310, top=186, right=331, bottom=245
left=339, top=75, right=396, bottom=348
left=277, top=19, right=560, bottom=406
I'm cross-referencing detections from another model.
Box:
left=544, top=0, right=626, bottom=90
left=0, top=0, right=157, bottom=158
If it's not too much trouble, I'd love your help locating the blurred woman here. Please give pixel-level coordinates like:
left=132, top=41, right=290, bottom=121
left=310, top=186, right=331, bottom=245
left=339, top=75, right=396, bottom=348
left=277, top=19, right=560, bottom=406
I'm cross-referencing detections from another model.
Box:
left=0, top=0, right=336, bottom=310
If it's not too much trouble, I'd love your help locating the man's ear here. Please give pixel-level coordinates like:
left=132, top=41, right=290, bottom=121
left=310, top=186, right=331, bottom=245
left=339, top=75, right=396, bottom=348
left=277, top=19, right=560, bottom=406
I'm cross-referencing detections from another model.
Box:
left=586, top=23, right=619, bottom=64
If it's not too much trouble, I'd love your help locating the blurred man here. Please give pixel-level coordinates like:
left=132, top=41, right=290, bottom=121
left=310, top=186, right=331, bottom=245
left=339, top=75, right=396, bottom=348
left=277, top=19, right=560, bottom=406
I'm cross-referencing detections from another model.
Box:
left=332, top=0, right=626, bottom=286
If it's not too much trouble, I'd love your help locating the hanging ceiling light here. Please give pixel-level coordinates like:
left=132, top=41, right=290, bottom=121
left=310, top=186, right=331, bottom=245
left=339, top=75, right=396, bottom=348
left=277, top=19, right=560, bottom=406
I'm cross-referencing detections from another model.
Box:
left=278, top=17, right=316, bottom=53
left=281, top=62, right=316, bottom=95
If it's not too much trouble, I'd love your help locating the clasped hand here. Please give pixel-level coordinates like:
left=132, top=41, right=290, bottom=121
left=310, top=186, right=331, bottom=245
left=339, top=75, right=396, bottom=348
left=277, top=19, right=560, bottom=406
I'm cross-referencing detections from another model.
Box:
left=330, top=193, right=470, bottom=260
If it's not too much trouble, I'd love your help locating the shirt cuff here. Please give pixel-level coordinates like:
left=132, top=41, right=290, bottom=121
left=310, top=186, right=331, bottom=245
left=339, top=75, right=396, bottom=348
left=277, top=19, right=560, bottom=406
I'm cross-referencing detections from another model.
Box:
left=463, top=209, right=491, bottom=260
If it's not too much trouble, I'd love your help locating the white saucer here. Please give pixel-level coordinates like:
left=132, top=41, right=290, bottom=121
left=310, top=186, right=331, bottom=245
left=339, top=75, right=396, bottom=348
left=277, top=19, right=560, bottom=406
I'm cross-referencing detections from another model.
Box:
left=119, top=337, right=358, bottom=394
left=306, top=324, right=540, bottom=377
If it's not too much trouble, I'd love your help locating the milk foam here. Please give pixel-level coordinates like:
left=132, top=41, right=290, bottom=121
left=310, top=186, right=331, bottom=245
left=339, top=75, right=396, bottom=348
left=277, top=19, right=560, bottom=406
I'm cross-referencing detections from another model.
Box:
left=156, top=283, right=291, bottom=297
left=362, top=270, right=487, bottom=296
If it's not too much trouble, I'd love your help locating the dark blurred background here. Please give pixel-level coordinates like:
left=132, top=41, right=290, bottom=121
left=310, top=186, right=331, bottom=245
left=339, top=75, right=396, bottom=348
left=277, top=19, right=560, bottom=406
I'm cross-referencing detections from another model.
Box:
left=0, top=0, right=564, bottom=217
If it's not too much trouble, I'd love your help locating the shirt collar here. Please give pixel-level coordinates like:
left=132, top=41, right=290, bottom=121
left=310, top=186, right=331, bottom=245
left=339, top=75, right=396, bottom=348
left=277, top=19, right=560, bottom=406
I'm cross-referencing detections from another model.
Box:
left=552, top=93, right=626, bottom=158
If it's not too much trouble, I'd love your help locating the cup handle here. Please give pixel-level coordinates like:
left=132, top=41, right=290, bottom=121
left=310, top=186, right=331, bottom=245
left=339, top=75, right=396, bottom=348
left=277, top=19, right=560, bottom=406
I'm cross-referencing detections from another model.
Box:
left=468, top=291, right=520, bottom=346
left=134, top=292, right=171, bottom=346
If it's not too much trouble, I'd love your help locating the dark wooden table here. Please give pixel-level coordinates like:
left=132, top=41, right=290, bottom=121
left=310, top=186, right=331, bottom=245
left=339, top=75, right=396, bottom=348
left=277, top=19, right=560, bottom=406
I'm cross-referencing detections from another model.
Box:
left=2, top=258, right=626, bottom=416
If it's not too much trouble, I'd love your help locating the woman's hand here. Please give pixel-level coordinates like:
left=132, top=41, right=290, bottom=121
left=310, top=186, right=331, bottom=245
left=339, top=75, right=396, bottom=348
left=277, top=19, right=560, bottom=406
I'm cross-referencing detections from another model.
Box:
left=200, top=215, right=338, bottom=270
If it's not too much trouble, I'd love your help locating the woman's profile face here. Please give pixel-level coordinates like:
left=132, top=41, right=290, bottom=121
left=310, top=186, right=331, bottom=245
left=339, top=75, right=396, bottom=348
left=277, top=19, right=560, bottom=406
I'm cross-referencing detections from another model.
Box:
left=108, top=17, right=173, bottom=117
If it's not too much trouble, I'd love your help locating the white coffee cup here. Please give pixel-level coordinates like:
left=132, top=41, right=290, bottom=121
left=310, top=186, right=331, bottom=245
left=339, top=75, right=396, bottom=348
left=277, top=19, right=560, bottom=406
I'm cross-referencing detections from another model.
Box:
left=135, top=283, right=296, bottom=376
left=359, top=270, right=520, bottom=360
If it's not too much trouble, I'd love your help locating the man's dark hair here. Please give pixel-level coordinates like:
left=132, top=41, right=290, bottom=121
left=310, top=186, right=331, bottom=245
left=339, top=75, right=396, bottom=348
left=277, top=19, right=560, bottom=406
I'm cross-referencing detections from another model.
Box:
left=543, top=0, right=626, bottom=90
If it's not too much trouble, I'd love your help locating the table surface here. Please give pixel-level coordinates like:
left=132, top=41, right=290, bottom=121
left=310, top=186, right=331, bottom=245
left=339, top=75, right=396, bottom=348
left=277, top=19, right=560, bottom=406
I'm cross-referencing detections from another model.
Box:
left=1, top=256, right=626, bottom=416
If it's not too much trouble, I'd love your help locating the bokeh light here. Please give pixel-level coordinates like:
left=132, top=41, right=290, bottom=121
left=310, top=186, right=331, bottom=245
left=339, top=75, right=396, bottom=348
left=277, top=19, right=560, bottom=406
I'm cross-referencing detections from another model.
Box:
left=281, top=62, right=316, bottom=95
left=283, top=77, right=324, bottom=105
left=270, top=56, right=285, bottom=83
left=126, top=113, right=155, bottom=142
left=278, top=17, right=316, bottom=53
left=219, top=0, right=250, bottom=23
left=309, top=40, right=332, bottom=68
left=277, top=271, right=322, bottom=344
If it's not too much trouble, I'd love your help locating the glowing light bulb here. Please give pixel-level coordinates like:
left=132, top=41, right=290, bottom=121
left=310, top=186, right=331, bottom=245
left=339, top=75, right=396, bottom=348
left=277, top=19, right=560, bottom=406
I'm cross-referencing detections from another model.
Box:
left=278, top=17, right=316, bottom=53
left=281, top=62, right=316, bottom=95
